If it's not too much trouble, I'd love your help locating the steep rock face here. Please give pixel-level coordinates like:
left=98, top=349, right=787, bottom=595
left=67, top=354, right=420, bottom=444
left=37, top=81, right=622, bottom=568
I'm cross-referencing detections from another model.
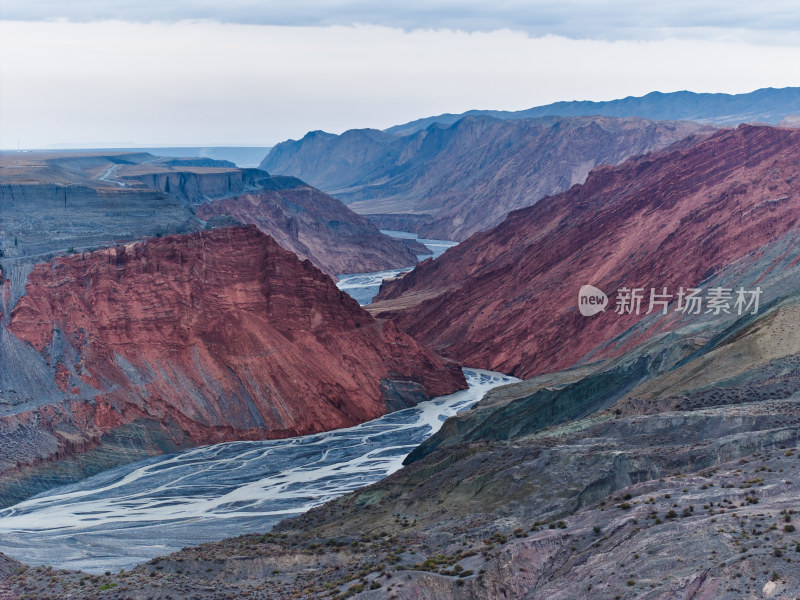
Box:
left=262, top=116, right=713, bottom=240
left=1, top=226, right=464, bottom=504
left=372, top=125, right=800, bottom=378
left=0, top=152, right=201, bottom=261
left=261, top=128, right=396, bottom=196
left=122, top=166, right=265, bottom=203
left=194, top=176, right=426, bottom=276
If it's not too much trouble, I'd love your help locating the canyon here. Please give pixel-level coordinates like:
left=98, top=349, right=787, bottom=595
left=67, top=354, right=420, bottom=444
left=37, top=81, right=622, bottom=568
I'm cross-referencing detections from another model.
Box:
left=7, top=123, right=800, bottom=597
left=0, top=150, right=447, bottom=507
left=0, top=369, right=516, bottom=572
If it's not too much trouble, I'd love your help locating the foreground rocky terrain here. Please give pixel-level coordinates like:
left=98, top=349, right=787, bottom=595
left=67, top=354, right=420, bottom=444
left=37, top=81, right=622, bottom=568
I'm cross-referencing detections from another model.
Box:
left=11, top=442, right=798, bottom=599
left=262, top=115, right=711, bottom=240
left=0, top=226, right=464, bottom=506
left=5, top=254, right=799, bottom=599
left=372, top=124, right=800, bottom=379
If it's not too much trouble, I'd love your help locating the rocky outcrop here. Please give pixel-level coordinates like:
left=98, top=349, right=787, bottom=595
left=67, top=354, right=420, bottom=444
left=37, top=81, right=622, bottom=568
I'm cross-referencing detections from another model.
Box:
left=372, top=125, right=800, bottom=378
left=122, top=165, right=266, bottom=203
left=262, top=115, right=713, bottom=240
left=117, top=161, right=427, bottom=276
left=0, top=226, right=464, bottom=505
left=194, top=175, right=427, bottom=276
left=0, top=551, right=21, bottom=600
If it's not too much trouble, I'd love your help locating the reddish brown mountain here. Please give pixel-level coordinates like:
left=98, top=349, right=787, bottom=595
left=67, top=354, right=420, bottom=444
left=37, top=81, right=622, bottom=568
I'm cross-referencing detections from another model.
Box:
left=1, top=226, right=464, bottom=503
left=372, top=125, right=800, bottom=378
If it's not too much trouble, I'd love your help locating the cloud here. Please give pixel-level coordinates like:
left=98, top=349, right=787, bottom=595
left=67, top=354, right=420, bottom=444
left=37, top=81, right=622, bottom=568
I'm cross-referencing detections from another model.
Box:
left=2, top=20, right=799, bottom=148
left=2, top=0, right=800, bottom=44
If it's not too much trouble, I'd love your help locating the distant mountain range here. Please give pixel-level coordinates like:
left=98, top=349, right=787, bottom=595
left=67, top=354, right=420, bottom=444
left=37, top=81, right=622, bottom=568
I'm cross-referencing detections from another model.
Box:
left=261, top=87, right=800, bottom=241
left=262, top=115, right=713, bottom=240
left=386, top=86, right=800, bottom=135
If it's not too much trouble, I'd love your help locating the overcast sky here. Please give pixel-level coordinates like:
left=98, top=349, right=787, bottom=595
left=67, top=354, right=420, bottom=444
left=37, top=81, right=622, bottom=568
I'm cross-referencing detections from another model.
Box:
left=1, top=1, right=799, bottom=148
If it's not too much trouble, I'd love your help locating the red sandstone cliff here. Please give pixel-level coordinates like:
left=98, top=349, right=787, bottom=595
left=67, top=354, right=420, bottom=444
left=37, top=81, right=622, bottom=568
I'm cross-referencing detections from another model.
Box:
left=372, top=125, right=800, bottom=378
left=2, top=226, right=464, bottom=502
